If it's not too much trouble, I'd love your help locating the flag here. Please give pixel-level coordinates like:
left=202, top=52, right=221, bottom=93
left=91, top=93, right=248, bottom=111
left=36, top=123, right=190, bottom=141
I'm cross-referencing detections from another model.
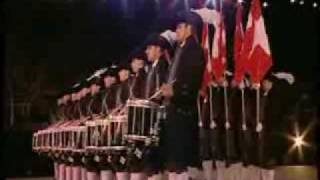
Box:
left=242, top=0, right=273, bottom=84
left=233, top=3, right=246, bottom=86
left=200, top=23, right=212, bottom=97
left=211, top=14, right=227, bottom=84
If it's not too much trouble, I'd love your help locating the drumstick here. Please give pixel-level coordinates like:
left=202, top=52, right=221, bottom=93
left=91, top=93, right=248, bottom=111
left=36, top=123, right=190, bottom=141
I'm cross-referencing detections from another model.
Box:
left=147, top=79, right=176, bottom=100
left=109, top=105, right=123, bottom=116
left=118, top=106, right=127, bottom=115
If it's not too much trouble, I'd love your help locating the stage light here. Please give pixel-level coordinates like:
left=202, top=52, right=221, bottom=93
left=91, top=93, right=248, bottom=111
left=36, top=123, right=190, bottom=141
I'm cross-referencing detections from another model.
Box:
left=263, top=2, right=268, bottom=7
left=313, top=2, right=318, bottom=8
left=290, top=0, right=296, bottom=3
left=299, top=0, right=304, bottom=5
left=287, top=121, right=315, bottom=161
left=294, top=136, right=304, bottom=147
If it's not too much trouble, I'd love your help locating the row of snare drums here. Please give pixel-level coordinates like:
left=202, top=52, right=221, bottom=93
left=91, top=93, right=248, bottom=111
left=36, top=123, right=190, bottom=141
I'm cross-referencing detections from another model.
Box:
left=32, top=99, right=166, bottom=155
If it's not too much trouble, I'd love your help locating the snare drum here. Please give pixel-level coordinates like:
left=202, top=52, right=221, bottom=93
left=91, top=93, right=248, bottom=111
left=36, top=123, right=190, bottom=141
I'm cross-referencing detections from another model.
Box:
left=33, top=132, right=39, bottom=151
left=69, top=126, right=86, bottom=153
left=85, top=115, right=128, bottom=152
left=126, top=99, right=164, bottom=142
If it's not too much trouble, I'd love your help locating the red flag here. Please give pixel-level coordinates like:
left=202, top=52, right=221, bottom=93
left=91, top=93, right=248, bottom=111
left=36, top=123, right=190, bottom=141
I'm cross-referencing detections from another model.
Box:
left=200, top=23, right=212, bottom=97
left=233, top=4, right=246, bottom=86
left=211, top=14, right=227, bottom=84
left=242, top=0, right=273, bottom=84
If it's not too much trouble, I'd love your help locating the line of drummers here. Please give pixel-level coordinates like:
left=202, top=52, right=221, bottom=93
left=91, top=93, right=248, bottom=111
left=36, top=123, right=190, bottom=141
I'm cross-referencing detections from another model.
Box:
left=32, top=29, right=189, bottom=180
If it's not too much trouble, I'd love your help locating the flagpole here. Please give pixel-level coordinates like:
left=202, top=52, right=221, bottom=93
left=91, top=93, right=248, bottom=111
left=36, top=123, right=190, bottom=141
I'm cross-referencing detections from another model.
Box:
left=197, top=94, right=203, bottom=128
left=256, top=85, right=261, bottom=133
left=223, top=79, right=230, bottom=163
left=241, top=86, right=246, bottom=131
left=223, top=82, right=229, bottom=130
left=209, top=85, right=215, bottom=129
left=256, top=84, right=264, bottom=180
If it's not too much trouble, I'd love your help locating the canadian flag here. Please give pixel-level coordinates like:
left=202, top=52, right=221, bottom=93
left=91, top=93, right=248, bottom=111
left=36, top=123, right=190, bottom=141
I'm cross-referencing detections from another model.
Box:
left=200, top=23, right=212, bottom=97
left=211, top=14, right=227, bottom=84
left=242, top=0, right=273, bottom=84
left=233, top=3, right=245, bottom=86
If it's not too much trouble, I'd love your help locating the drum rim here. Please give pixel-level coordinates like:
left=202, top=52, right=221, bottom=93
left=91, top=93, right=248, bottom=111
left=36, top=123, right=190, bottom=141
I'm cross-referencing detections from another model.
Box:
left=85, top=119, right=128, bottom=126
left=85, top=146, right=127, bottom=151
left=126, top=99, right=159, bottom=107
left=124, top=134, right=149, bottom=141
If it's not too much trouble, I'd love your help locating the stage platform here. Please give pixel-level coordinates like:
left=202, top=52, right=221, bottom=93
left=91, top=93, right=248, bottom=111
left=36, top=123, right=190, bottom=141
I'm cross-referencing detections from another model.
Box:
left=6, top=166, right=317, bottom=180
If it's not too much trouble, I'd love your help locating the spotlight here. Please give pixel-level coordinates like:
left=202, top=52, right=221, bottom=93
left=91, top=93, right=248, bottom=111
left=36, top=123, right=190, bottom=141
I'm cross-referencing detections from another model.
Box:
left=263, top=2, right=268, bottom=7
left=290, top=0, right=295, bottom=3
left=299, top=0, right=304, bottom=5
left=313, top=2, right=318, bottom=8
left=294, top=136, right=304, bottom=147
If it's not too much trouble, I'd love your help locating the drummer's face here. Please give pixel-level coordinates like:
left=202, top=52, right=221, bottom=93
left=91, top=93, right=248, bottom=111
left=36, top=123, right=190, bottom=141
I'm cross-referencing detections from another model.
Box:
left=131, top=59, right=144, bottom=73
left=262, top=79, right=273, bottom=92
left=119, top=69, right=129, bottom=82
left=146, top=45, right=160, bottom=62
left=90, top=84, right=96, bottom=95
left=71, top=93, right=76, bottom=101
left=176, top=23, right=191, bottom=42
left=104, top=76, right=114, bottom=88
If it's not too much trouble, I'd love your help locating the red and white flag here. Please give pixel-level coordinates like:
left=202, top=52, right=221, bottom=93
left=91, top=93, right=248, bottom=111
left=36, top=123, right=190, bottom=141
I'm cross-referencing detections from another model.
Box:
left=200, top=23, right=213, bottom=97
left=242, top=0, right=273, bottom=84
left=233, top=3, right=246, bottom=86
left=211, top=14, right=227, bottom=85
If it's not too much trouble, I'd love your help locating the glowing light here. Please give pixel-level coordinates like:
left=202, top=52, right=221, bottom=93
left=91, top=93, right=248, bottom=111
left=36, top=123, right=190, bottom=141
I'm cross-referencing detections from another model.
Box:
left=294, top=136, right=304, bottom=147
left=263, top=2, right=268, bottom=7
left=313, top=2, right=318, bottom=8
left=238, top=0, right=244, bottom=3
left=287, top=121, right=315, bottom=162
left=299, top=0, right=304, bottom=5
left=290, top=0, right=296, bottom=3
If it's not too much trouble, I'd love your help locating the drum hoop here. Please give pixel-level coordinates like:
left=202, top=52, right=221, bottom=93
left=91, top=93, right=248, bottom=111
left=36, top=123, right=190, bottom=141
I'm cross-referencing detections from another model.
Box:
left=71, top=149, right=85, bottom=153
left=108, top=115, right=127, bottom=122
left=126, top=99, right=159, bottom=108
left=85, top=146, right=127, bottom=151
left=109, top=119, right=127, bottom=123
left=94, top=119, right=110, bottom=125
left=85, top=121, right=97, bottom=126
left=124, top=134, right=149, bottom=141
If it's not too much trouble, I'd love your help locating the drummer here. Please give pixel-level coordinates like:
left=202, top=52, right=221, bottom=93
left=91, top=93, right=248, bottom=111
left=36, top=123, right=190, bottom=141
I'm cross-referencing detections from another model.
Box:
left=128, top=50, right=147, bottom=99
left=97, top=66, right=121, bottom=180
left=69, top=83, right=86, bottom=180
left=110, top=63, right=132, bottom=180
left=143, top=33, right=169, bottom=100
left=80, top=78, right=101, bottom=180
left=62, top=90, right=74, bottom=180
left=77, top=80, right=92, bottom=180
left=51, top=95, right=64, bottom=180
left=66, top=84, right=87, bottom=180
left=55, top=90, right=72, bottom=180
left=127, top=33, right=173, bottom=180
left=160, top=11, right=205, bottom=180
left=144, top=33, right=172, bottom=180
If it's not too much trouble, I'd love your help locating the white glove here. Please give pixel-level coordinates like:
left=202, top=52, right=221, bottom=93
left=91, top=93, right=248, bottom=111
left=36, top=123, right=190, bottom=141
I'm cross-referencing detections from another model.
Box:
left=160, top=30, right=177, bottom=47
left=191, top=7, right=221, bottom=27
left=272, top=72, right=295, bottom=85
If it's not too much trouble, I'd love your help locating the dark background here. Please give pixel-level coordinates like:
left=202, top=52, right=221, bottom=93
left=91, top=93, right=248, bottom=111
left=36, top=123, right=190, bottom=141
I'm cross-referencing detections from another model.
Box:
left=1, top=0, right=318, bottom=178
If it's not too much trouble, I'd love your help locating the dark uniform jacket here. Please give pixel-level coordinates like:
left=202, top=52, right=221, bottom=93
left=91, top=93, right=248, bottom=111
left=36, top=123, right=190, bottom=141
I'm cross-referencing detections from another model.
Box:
left=131, top=69, right=147, bottom=99
left=163, top=36, right=205, bottom=170
left=144, top=59, right=169, bottom=99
